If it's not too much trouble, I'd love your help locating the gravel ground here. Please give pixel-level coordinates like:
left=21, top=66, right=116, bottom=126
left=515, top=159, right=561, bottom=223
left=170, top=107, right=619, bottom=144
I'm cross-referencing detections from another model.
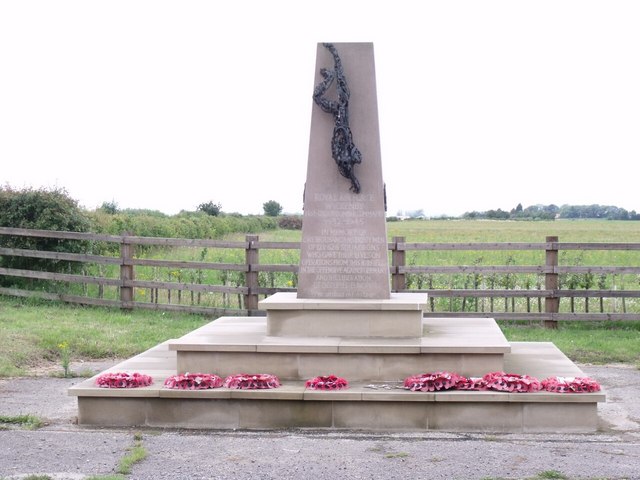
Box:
left=0, top=363, right=638, bottom=480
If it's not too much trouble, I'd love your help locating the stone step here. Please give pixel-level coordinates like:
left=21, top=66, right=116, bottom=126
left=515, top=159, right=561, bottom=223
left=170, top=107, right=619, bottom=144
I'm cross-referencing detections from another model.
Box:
left=168, top=316, right=511, bottom=379
left=68, top=341, right=605, bottom=433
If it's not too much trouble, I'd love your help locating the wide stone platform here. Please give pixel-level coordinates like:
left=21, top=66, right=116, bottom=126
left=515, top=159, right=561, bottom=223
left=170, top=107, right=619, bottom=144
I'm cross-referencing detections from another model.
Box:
left=168, top=316, right=510, bottom=380
left=69, top=319, right=605, bottom=433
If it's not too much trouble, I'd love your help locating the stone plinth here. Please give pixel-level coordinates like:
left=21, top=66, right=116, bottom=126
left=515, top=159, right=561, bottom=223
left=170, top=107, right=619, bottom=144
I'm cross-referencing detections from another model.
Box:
left=260, top=292, right=427, bottom=337
left=69, top=340, right=605, bottom=433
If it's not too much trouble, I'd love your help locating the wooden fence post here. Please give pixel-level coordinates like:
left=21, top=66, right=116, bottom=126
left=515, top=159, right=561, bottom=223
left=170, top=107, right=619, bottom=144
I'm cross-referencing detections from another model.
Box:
left=544, top=235, right=559, bottom=328
left=391, top=236, right=406, bottom=292
left=120, top=232, right=134, bottom=310
left=244, top=234, right=259, bottom=315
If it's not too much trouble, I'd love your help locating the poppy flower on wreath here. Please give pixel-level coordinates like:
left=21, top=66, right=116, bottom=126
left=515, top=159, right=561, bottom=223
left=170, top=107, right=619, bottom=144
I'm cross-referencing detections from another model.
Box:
left=542, top=376, right=601, bottom=393
left=95, top=372, right=153, bottom=388
left=223, top=373, right=281, bottom=389
left=403, top=372, right=465, bottom=392
left=305, top=375, right=349, bottom=390
left=164, top=373, right=223, bottom=390
left=481, top=371, right=542, bottom=393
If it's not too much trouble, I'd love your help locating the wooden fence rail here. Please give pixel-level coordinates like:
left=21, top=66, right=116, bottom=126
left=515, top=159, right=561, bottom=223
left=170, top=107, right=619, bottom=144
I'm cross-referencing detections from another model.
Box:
left=1, top=227, right=640, bottom=325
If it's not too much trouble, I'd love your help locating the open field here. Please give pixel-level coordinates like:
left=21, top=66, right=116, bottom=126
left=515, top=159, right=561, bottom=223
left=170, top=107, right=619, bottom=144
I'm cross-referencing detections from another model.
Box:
left=167, top=219, right=640, bottom=313
left=387, top=218, right=640, bottom=242
left=11, top=219, right=638, bottom=314
left=0, top=220, right=640, bottom=376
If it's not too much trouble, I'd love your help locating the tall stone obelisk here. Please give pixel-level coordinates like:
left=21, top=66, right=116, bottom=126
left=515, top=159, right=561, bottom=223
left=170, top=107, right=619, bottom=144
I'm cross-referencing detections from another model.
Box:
left=297, top=43, right=390, bottom=299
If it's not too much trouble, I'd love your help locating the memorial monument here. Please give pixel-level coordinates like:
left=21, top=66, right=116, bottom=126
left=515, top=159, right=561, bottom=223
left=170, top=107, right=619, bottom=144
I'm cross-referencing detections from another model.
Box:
left=298, top=42, right=389, bottom=299
left=70, top=43, right=605, bottom=432
left=260, top=43, right=427, bottom=339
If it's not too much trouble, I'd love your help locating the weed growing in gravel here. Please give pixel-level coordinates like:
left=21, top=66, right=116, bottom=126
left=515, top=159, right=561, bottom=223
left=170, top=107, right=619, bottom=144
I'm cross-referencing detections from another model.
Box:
left=0, top=414, right=44, bottom=430
left=481, top=472, right=571, bottom=480
left=537, top=471, right=569, bottom=479
left=58, top=341, right=71, bottom=378
left=86, top=475, right=125, bottom=480
left=384, top=451, right=409, bottom=459
left=117, top=432, right=147, bottom=475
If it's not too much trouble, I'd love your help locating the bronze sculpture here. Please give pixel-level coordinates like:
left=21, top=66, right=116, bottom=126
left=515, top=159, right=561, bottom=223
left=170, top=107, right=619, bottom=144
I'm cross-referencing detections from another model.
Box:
left=313, top=43, right=362, bottom=194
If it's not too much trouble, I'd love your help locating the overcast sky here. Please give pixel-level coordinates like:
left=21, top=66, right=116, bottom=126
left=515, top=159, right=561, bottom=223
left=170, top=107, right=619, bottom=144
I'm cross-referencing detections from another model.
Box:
left=1, top=1, right=639, bottom=217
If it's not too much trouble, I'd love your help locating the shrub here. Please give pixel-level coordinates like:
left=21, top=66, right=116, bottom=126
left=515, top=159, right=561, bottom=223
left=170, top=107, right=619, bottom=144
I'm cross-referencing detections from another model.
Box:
left=278, top=215, right=303, bottom=230
left=197, top=201, right=222, bottom=216
left=0, top=186, right=92, bottom=279
left=87, top=211, right=277, bottom=240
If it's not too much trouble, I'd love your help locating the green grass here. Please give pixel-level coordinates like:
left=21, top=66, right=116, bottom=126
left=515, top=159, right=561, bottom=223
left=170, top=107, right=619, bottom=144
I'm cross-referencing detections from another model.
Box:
left=0, top=414, right=44, bottom=430
left=536, top=471, right=569, bottom=480
left=2, top=220, right=640, bottom=375
left=189, top=220, right=640, bottom=312
left=17, top=219, right=640, bottom=312
left=117, top=433, right=147, bottom=475
left=0, top=290, right=638, bottom=377
left=86, top=476, right=126, bottom=480
left=481, top=473, right=570, bottom=480
left=83, top=433, right=146, bottom=479
left=0, top=296, right=210, bottom=376
left=384, top=451, right=409, bottom=458
left=500, top=320, right=640, bottom=365
left=387, top=218, right=640, bottom=243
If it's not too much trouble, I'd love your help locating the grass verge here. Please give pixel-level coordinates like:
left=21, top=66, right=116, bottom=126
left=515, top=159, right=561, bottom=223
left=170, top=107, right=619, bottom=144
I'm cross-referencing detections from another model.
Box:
left=0, top=296, right=210, bottom=377
left=500, top=320, right=640, bottom=365
left=0, top=414, right=44, bottom=430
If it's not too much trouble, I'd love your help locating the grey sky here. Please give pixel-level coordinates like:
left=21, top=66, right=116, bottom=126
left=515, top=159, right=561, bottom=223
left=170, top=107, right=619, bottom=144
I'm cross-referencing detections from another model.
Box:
left=2, top=1, right=639, bottom=216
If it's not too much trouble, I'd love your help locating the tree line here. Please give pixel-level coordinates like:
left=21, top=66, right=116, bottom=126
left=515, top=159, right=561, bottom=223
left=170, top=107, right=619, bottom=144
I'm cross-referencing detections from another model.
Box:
left=462, top=203, right=640, bottom=221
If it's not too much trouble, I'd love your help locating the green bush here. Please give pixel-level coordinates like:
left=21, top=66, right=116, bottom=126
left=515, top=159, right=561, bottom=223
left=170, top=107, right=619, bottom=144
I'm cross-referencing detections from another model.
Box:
left=86, top=210, right=278, bottom=240
left=0, top=186, right=92, bottom=279
left=197, top=201, right=222, bottom=216
left=278, top=215, right=303, bottom=230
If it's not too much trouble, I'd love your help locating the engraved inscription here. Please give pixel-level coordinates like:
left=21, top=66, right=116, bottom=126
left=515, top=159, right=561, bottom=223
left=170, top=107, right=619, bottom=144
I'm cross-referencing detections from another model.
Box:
left=299, top=192, right=389, bottom=298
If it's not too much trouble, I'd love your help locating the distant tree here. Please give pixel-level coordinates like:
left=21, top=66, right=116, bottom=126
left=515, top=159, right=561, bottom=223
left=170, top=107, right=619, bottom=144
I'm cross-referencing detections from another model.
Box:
left=462, top=202, right=640, bottom=221
left=605, top=206, right=630, bottom=220
left=197, top=201, right=222, bottom=216
left=407, top=209, right=426, bottom=219
left=510, top=203, right=524, bottom=218
left=485, top=209, right=510, bottom=220
left=263, top=200, right=283, bottom=217
left=520, top=204, right=556, bottom=220
left=545, top=204, right=560, bottom=215
left=99, top=200, right=119, bottom=214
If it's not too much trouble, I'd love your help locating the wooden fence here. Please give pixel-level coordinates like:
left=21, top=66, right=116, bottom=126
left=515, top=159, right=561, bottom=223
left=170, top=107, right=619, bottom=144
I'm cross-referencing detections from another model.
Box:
left=1, top=227, right=640, bottom=326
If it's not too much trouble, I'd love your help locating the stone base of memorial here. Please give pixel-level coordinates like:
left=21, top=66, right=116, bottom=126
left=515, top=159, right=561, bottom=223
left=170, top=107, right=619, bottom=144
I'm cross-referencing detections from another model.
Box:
left=260, top=292, right=426, bottom=337
left=69, top=330, right=605, bottom=432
